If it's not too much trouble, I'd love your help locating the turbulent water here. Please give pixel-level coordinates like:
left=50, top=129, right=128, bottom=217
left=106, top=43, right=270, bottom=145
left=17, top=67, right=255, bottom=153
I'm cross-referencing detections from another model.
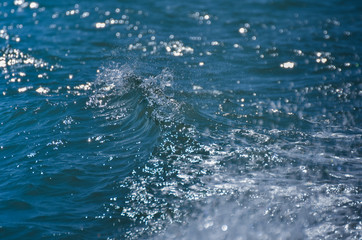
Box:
left=1, top=0, right=361, bottom=239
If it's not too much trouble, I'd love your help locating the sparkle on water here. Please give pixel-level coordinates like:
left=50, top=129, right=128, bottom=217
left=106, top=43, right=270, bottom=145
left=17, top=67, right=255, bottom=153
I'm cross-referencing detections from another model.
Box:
left=0, top=0, right=361, bottom=239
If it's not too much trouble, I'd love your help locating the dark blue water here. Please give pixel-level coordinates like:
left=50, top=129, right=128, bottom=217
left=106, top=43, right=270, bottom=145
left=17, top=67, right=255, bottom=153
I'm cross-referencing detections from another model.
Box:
left=1, top=0, right=361, bottom=239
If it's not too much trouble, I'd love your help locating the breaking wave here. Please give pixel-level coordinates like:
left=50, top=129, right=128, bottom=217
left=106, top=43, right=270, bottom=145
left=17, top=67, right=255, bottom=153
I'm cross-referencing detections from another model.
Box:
left=87, top=64, right=361, bottom=240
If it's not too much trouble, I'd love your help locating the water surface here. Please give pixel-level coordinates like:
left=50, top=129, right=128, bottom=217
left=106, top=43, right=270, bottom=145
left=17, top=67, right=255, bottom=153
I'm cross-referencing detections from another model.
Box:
left=0, top=0, right=361, bottom=239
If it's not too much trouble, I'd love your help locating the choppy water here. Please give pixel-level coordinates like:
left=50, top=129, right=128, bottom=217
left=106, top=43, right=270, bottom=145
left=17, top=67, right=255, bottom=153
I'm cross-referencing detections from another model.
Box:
left=1, top=0, right=361, bottom=239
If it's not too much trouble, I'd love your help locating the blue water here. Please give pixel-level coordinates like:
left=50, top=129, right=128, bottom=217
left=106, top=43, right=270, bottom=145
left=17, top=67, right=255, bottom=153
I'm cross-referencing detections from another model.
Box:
left=1, top=0, right=361, bottom=239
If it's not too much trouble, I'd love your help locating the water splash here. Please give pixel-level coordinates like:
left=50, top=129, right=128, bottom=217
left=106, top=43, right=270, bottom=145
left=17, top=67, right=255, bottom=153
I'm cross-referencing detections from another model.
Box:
left=88, top=63, right=181, bottom=124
